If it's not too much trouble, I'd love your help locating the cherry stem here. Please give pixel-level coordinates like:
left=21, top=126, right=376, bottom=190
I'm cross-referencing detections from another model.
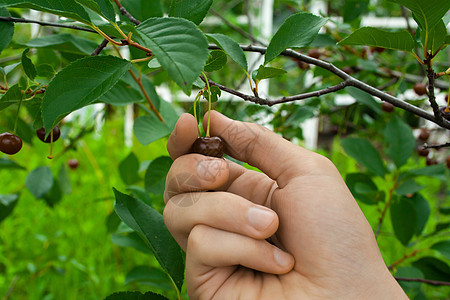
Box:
left=201, top=72, right=212, bottom=138
left=447, top=76, right=450, bottom=112
left=13, top=96, right=23, bottom=134
left=48, top=130, right=54, bottom=159
left=193, top=91, right=202, bottom=137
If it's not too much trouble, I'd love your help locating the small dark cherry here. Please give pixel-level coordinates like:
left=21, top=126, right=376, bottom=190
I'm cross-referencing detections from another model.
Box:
left=381, top=102, right=394, bottom=113
left=36, top=126, right=61, bottom=143
left=446, top=155, right=450, bottom=169
left=68, top=159, right=79, bottom=170
left=0, top=132, right=23, bottom=155
left=417, top=146, right=429, bottom=157
left=413, top=83, right=427, bottom=96
left=191, top=137, right=224, bottom=158
left=417, top=128, right=430, bottom=142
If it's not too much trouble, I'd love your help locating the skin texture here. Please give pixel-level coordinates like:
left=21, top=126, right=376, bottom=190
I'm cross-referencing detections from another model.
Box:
left=164, top=111, right=408, bottom=300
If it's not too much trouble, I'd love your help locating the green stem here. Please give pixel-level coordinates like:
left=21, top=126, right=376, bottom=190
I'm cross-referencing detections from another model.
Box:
left=13, top=97, right=23, bottom=134
left=201, top=72, right=212, bottom=137
left=193, top=91, right=202, bottom=137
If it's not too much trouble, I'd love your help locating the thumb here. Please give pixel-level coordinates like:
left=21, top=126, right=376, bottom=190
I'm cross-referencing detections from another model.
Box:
left=203, top=111, right=324, bottom=188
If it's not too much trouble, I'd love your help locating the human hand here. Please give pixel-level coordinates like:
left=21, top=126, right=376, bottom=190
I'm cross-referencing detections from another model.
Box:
left=164, top=111, right=407, bottom=299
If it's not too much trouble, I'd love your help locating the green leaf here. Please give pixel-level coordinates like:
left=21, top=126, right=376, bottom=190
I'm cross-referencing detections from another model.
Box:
left=0, top=0, right=91, bottom=24
left=384, top=116, right=415, bottom=168
left=284, top=106, right=315, bottom=126
left=346, top=173, right=384, bottom=205
left=339, top=27, right=415, bottom=52
left=133, top=99, right=178, bottom=145
left=204, top=50, right=227, bottom=72
left=125, top=265, right=173, bottom=290
left=145, top=156, right=173, bottom=194
left=343, top=0, right=369, bottom=23
left=408, top=164, right=446, bottom=181
left=395, top=179, right=424, bottom=195
left=346, top=87, right=382, bottom=114
left=106, top=210, right=121, bottom=233
left=209, top=85, right=221, bottom=103
left=0, top=194, right=19, bottom=223
left=105, top=291, right=169, bottom=300
left=412, top=257, right=450, bottom=281
left=431, top=240, right=450, bottom=259
left=26, top=33, right=99, bottom=56
left=0, top=157, right=25, bottom=170
left=0, top=7, right=14, bottom=54
left=58, top=164, right=72, bottom=195
left=138, top=17, right=209, bottom=95
left=390, top=196, right=417, bottom=246
left=207, top=33, right=248, bottom=71
left=119, top=152, right=140, bottom=185
left=126, top=186, right=152, bottom=206
left=75, top=0, right=115, bottom=22
left=0, top=62, right=20, bottom=76
left=121, top=0, right=163, bottom=20
left=43, top=177, right=63, bottom=208
left=25, top=166, right=53, bottom=199
left=408, top=194, right=430, bottom=236
left=21, top=48, right=36, bottom=81
left=168, top=0, right=212, bottom=25
left=0, top=84, right=23, bottom=111
left=42, top=56, right=131, bottom=132
left=113, top=188, right=185, bottom=291
left=423, top=20, right=447, bottom=53
left=341, top=138, right=386, bottom=177
left=265, top=12, right=327, bottom=64
left=389, top=0, right=450, bottom=34
left=134, top=114, right=172, bottom=145
left=252, top=65, right=287, bottom=82
left=111, top=232, right=153, bottom=254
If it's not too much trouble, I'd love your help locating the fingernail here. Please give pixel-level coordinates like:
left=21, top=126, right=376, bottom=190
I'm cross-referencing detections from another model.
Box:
left=273, top=248, right=293, bottom=268
left=196, top=159, right=226, bottom=181
left=247, top=206, right=274, bottom=231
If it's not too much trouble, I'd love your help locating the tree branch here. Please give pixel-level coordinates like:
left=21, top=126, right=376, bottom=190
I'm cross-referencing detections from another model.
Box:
left=91, top=39, right=109, bottom=56
left=208, top=44, right=450, bottom=130
left=112, top=0, right=141, bottom=25
left=0, top=16, right=97, bottom=34
left=395, top=277, right=450, bottom=286
left=422, top=142, right=450, bottom=150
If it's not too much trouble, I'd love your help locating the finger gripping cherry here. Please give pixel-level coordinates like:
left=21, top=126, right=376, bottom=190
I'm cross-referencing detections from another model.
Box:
left=36, top=126, right=61, bottom=143
left=0, top=132, right=23, bottom=155
left=191, top=137, right=224, bottom=158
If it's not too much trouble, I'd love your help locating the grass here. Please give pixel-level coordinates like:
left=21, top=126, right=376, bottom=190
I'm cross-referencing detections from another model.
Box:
left=0, top=115, right=173, bottom=299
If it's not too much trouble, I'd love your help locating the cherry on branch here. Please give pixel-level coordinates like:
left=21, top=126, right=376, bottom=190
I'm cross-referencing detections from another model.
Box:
left=0, top=132, right=23, bottom=155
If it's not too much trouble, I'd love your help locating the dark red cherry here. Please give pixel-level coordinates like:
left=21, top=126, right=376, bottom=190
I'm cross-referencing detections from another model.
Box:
left=381, top=102, right=394, bottom=113
left=36, top=126, right=61, bottom=143
left=68, top=159, right=79, bottom=170
left=0, top=132, right=23, bottom=155
left=417, top=146, right=429, bottom=157
left=413, top=83, right=427, bottom=96
left=417, top=128, right=430, bottom=142
left=191, top=137, right=224, bottom=158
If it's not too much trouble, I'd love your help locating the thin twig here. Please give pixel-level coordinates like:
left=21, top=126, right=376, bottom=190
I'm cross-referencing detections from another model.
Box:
left=91, top=39, right=109, bottom=56
left=201, top=75, right=350, bottom=105
left=207, top=44, right=450, bottom=130
left=0, top=16, right=97, bottom=33
left=112, top=0, right=141, bottom=25
left=422, top=142, right=450, bottom=150
left=209, top=9, right=264, bottom=45
left=395, top=277, right=450, bottom=286
left=388, top=250, right=418, bottom=270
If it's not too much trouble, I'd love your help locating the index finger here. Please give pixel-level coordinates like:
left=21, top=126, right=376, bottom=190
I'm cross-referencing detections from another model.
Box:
left=203, top=111, right=335, bottom=188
